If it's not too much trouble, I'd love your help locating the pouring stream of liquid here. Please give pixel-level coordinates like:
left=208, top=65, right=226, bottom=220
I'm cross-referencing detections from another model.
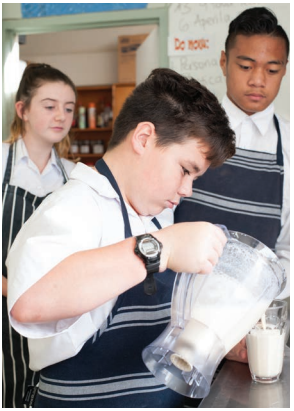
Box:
left=261, top=313, right=266, bottom=330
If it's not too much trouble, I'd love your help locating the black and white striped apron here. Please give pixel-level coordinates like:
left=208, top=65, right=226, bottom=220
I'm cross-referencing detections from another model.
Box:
left=34, top=158, right=184, bottom=408
left=174, top=115, right=284, bottom=250
left=2, top=142, right=68, bottom=408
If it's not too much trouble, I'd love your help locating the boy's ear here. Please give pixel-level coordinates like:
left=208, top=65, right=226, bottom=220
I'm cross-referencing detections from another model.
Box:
left=131, top=122, right=156, bottom=154
left=219, top=50, right=227, bottom=76
left=15, top=101, right=26, bottom=120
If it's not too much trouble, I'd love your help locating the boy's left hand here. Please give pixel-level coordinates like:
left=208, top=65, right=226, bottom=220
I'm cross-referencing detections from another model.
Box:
left=225, top=337, right=248, bottom=363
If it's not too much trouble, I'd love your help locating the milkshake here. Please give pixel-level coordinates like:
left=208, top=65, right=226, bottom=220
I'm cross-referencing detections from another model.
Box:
left=246, top=326, right=285, bottom=382
left=246, top=300, right=288, bottom=384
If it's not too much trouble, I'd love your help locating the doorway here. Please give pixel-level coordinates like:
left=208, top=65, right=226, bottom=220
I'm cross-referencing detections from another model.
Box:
left=2, top=7, right=168, bottom=138
left=18, top=24, right=158, bottom=87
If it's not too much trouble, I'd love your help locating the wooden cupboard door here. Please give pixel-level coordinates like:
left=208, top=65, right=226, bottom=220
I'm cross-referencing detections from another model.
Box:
left=112, top=83, right=135, bottom=121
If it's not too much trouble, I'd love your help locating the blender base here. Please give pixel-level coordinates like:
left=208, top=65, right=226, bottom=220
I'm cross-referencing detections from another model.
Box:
left=142, top=320, right=226, bottom=398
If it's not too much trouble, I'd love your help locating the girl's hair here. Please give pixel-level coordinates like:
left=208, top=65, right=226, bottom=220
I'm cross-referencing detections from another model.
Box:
left=7, top=63, right=77, bottom=158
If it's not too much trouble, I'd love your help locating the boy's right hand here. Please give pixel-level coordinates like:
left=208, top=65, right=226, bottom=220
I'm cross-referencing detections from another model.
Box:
left=153, top=222, right=227, bottom=275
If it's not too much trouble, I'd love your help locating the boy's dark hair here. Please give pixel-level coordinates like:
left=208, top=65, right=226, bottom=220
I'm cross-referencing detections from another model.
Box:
left=109, top=68, right=235, bottom=167
left=225, top=7, right=289, bottom=58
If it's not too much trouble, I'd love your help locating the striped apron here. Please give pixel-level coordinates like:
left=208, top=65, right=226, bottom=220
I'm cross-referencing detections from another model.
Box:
left=34, top=158, right=184, bottom=408
left=174, top=115, right=284, bottom=251
left=2, top=143, right=68, bottom=408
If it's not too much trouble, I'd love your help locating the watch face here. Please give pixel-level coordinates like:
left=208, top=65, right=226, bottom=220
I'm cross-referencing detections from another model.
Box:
left=139, top=237, right=160, bottom=258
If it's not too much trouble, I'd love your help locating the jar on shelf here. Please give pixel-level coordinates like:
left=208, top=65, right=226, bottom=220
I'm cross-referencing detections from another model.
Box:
left=80, top=140, right=91, bottom=154
left=97, top=113, right=104, bottom=128
left=92, top=140, right=104, bottom=154
left=78, top=106, right=86, bottom=129
left=103, top=104, right=113, bottom=127
left=71, top=141, right=79, bottom=154
left=88, top=102, right=96, bottom=129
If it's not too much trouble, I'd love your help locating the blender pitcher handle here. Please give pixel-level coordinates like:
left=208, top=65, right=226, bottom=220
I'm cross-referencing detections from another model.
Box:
left=215, top=224, right=231, bottom=239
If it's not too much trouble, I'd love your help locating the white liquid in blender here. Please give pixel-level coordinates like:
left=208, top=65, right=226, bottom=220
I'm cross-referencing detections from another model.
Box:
left=190, top=272, right=270, bottom=354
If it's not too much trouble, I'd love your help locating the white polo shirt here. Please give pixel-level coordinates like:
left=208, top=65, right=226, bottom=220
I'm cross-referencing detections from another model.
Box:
left=7, top=162, right=173, bottom=371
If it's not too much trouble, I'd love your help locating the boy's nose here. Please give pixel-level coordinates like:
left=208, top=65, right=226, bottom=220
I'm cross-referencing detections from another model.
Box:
left=178, top=179, right=193, bottom=198
left=248, top=67, right=266, bottom=87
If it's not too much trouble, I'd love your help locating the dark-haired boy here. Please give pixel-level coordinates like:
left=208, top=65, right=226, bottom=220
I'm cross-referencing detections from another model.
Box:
left=7, top=68, right=235, bottom=407
left=176, top=7, right=290, bottom=309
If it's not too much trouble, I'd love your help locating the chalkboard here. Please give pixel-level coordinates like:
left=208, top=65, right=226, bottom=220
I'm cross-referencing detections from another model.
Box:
left=168, top=3, right=290, bottom=120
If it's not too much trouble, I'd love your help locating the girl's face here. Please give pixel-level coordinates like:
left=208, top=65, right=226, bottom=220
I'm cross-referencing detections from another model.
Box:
left=21, top=81, right=76, bottom=145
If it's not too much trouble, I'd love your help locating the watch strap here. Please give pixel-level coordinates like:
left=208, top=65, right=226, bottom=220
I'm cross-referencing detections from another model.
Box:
left=144, top=273, right=157, bottom=296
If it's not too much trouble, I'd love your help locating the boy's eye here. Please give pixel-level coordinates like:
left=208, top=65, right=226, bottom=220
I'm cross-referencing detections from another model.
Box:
left=66, top=108, right=73, bottom=113
left=182, top=167, right=190, bottom=176
left=46, top=106, right=54, bottom=110
left=239, top=64, right=251, bottom=70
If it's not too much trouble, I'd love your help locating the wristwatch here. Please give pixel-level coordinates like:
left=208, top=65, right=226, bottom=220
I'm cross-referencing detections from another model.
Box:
left=134, top=234, right=162, bottom=275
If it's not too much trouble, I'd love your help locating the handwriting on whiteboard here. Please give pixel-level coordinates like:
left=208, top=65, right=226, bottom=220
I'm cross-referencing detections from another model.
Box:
left=168, top=35, right=214, bottom=56
left=170, top=3, right=252, bottom=33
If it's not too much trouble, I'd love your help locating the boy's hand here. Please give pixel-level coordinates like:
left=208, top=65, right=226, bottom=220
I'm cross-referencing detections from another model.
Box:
left=154, top=222, right=227, bottom=274
left=225, top=338, right=248, bottom=363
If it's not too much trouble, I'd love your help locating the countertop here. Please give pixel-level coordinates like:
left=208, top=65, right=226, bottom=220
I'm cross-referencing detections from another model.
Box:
left=198, top=346, right=290, bottom=408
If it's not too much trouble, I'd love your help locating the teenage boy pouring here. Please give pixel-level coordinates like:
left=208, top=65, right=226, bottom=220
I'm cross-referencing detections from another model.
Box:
left=176, top=7, right=290, bottom=303
left=7, top=68, right=235, bottom=407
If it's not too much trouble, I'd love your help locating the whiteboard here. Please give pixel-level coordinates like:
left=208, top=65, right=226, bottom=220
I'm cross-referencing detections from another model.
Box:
left=168, top=3, right=290, bottom=120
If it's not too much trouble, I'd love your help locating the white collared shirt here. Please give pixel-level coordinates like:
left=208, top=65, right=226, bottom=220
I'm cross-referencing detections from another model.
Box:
left=2, top=138, right=76, bottom=196
left=222, top=95, right=290, bottom=299
left=7, top=163, right=173, bottom=371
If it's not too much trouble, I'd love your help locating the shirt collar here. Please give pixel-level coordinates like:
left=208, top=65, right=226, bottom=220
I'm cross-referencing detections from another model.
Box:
left=15, top=138, right=61, bottom=173
left=15, top=137, right=29, bottom=164
left=70, top=163, right=160, bottom=224
left=70, top=162, right=120, bottom=199
left=222, top=94, right=275, bottom=136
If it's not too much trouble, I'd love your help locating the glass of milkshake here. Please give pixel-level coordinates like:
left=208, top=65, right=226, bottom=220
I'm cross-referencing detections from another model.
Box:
left=246, top=300, right=288, bottom=384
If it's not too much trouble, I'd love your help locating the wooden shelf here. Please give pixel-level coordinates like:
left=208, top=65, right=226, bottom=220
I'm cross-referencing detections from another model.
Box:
left=72, top=83, right=135, bottom=164
left=75, top=154, right=103, bottom=158
left=71, top=127, right=112, bottom=132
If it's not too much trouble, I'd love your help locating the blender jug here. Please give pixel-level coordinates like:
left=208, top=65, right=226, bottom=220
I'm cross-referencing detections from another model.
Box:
left=142, top=230, right=286, bottom=399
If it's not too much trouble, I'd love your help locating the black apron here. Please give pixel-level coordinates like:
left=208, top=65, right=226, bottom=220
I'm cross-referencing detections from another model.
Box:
left=2, top=143, right=68, bottom=408
left=175, top=115, right=284, bottom=251
left=34, top=158, right=184, bottom=408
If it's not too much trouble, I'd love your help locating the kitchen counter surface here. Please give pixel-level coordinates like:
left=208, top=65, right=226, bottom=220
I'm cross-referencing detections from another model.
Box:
left=199, top=346, right=290, bottom=408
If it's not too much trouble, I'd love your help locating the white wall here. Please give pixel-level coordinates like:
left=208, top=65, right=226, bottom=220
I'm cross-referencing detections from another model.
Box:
left=23, top=51, right=118, bottom=86
left=136, top=27, right=159, bottom=85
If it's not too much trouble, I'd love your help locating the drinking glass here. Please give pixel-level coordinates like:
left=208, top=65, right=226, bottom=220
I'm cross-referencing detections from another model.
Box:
left=246, top=300, right=288, bottom=384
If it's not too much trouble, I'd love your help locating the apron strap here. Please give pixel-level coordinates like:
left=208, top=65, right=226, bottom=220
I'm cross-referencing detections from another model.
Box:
left=151, top=217, right=162, bottom=230
left=95, top=158, right=133, bottom=238
left=53, top=147, right=69, bottom=183
left=3, top=143, right=15, bottom=185
left=95, top=158, right=162, bottom=295
left=274, top=115, right=283, bottom=167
